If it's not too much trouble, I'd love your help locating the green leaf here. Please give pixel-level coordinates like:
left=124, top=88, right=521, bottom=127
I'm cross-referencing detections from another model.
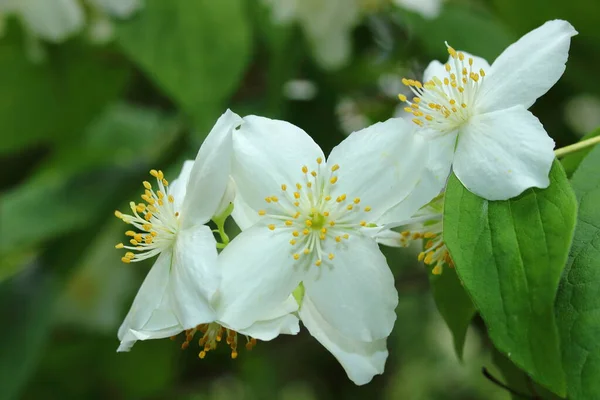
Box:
left=116, top=0, right=252, bottom=126
left=429, top=268, right=476, bottom=359
left=0, top=104, right=180, bottom=262
left=492, top=348, right=563, bottom=400
left=560, top=127, right=600, bottom=177
left=403, top=3, right=515, bottom=62
left=555, top=145, right=600, bottom=399
left=0, top=271, right=57, bottom=400
left=0, top=23, right=129, bottom=154
left=443, top=160, right=577, bottom=395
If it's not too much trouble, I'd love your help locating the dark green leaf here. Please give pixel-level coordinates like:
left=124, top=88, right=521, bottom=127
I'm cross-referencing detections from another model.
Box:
left=429, top=268, right=476, bottom=359
left=117, top=0, right=252, bottom=127
left=555, top=145, right=600, bottom=399
left=443, top=161, right=577, bottom=395
left=560, top=128, right=600, bottom=177
left=492, top=348, right=563, bottom=400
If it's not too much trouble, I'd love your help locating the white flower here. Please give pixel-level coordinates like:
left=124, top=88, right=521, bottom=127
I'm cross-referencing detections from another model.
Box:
left=264, top=0, right=360, bottom=69
left=115, top=110, right=300, bottom=355
left=0, top=0, right=84, bottom=43
left=88, top=0, right=143, bottom=19
left=86, top=0, right=143, bottom=43
left=378, top=195, right=453, bottom=275
left=393, top=0, right=442, bottom=19
left=398, top=20, right=577, bottom=200
left=217, top=115, right=446, bottom=384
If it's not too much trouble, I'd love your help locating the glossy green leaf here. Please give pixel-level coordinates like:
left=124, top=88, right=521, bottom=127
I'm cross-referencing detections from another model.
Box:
left=555, top=145, right=600, bottom=399
left=443, top=161, right=577, bottom=395
left=429, top=268, right=476, bottom=359
left=560, top=128, right=600, bottom=177
left=117, top=0, right=251, bottom=126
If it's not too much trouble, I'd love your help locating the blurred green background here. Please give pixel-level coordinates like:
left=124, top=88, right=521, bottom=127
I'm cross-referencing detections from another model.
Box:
left=1, top=0, right=598, bottom=399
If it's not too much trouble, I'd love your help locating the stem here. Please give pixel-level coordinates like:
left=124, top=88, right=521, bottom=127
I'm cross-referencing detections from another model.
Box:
left=481, top=367, right=535, bottom=399
left=554, top=135, right=600, bottom=158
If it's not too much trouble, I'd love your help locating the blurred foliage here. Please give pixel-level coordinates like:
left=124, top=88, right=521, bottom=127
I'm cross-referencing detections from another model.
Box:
left=1, top=0, right=599, bottom=399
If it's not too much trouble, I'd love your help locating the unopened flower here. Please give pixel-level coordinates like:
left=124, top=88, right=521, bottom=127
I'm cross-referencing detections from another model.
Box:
left=115, top=110, right=299, bottom=355
left=218, top=115, right=446, bottom=384
left=398, top=20, right=577, bottom=200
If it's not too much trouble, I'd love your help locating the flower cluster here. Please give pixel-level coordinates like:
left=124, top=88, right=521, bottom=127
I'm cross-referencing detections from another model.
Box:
left=114, top=20, right=576, bottom=385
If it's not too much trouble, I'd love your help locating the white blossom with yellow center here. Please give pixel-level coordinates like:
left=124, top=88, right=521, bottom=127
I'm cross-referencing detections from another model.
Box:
left=398, top=20, right=577, bottom=200
left=378, top=196, right=453, bottom=275
left=217, top=115, right=447, bottom=385
left=115, top=110, right=300, bottom=354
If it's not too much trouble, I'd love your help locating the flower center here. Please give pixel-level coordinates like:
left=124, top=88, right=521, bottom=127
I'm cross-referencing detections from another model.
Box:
left=114, top=169, right=180, bottom=263
left=258, top=158, right=373, bottom=267
left=397, top=198, right=453, bottom=275
left=175, top=322, right=257, bottom=359
left=398, top=43, right=486, bottom=132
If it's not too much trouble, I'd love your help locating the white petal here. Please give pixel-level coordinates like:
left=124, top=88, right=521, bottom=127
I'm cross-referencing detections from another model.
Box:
left=377, top=130, right=455, bottom=224
left=395, top=0, right=441, bottom=19
left=454, top=105, right=555, bottom=200
left=223, top=295, right=300, bottom=341
left=238, top=314, right=300, bottom=340
left=213, top=176, right=236, bottom=218
left=216, top=225, right=306, bottom=331
left=169, top=225, right=219, bottom=329
left=89, top=0, right=142, bottom=18
left=308, top=28, right=352, bottom=70
left=304, top=234, right=398, bottom=342
left=231, top=188, right=260, bottom=231
left=326, top=118, right=429, bottom=222
left=180, top=109, right=242, bottom=228
left=20, top=0, right=84, bottom=42
left=477, top=20, right=577, bottom=113
left=300, top=294, right=388, bottom=385
left=117, top=250, right=183, bottom=350
left=232, top=115, right=325, bottom=213
left=370, top=228, right=402, bottom=248
left=169, top=159, right=194, bottom=212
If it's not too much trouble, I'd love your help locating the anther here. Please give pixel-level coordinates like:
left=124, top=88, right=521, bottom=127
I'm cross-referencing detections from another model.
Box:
left=268, top=224, right=276, bottom=231
left=331, top=164, right=340, bottom=172
left=330, top=176, right=338, bottom=184
left=293, top=253, right=300, bottom=260
left=328, top=253, right=334, bottom=260
left=302, top=166, right=308, bottom=174
left=316, top=157, right=323, bottom=164
left=258, top=210, right=266, bottom=216
left=281, top=184, right=287, bottom=191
